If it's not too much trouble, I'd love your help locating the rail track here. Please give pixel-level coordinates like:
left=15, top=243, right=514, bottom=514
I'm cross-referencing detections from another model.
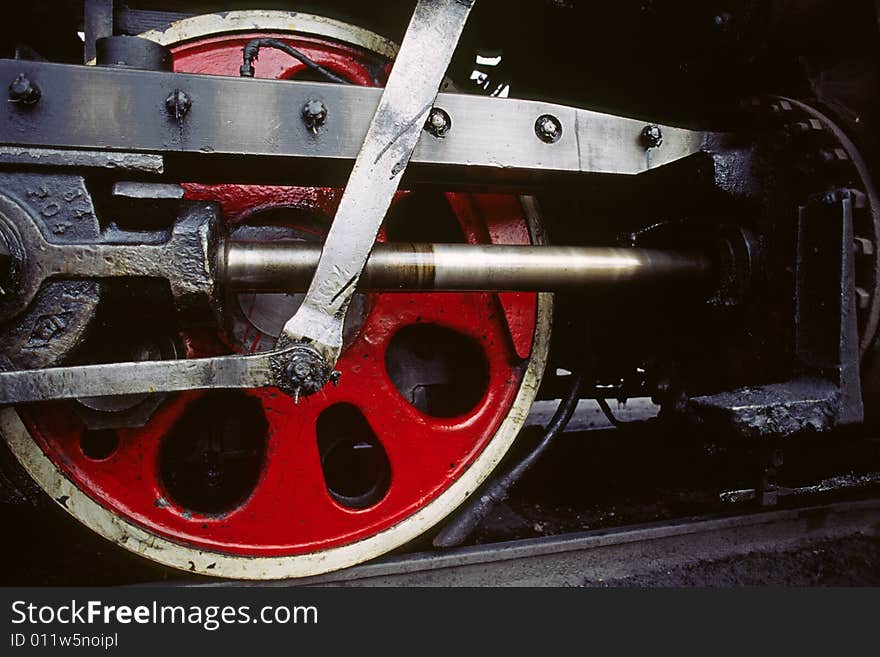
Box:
left=184, top=495, right=880, bottom=587
left=5, top=401, right=880, bottom=585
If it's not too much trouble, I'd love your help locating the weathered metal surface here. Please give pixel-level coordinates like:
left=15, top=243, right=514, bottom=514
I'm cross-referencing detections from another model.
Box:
left=0, top=146, right=164, bottom=173
left=794, top=189, right=863, bottom=426
left=689, top=379, right=840, bottom=439
left=720, top=473, right=880, bottom=504
left=0, top=350, right=276, bottom=403
left=682, top=96, right=874, bottom=439
left=0, top=174, right=102, bottom=371
left=95, top=35, right=172, bottom=71
left=694, top=185, right=866, bottom=439
left=1, top=199, right=221, bottom=322
left=0, top=60, right=710, bottom=187
left=0, top=194, right=280, bottom=404
left=111, top=181, right=182, bottom=200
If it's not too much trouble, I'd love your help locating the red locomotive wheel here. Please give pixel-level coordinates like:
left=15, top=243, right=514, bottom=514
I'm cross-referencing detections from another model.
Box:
left=1, top=11, right=551, bottom=579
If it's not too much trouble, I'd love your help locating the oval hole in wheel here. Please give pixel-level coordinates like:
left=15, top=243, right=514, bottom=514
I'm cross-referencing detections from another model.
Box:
left=159, top=391, right=268, bottom=515
left=317, top=404, right=391, bottom=510
left=385, top=324, right=489, bottom=417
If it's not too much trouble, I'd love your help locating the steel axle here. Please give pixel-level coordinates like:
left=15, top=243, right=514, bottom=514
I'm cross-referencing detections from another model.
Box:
left=222, top=242, right=714, bottom=292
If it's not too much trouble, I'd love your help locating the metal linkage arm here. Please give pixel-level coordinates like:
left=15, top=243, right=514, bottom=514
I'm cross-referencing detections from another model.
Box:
left=0, top=353, right=277, bottom=404
left=274, top=0, right=478, bottom=400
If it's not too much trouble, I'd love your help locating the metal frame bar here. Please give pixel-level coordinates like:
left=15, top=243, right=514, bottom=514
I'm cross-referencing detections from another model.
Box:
left=0, top=60, right=711, bottom=188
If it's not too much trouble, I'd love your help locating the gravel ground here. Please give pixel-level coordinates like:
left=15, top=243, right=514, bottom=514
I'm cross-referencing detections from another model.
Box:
left=586, top=534, right=880, bottom=587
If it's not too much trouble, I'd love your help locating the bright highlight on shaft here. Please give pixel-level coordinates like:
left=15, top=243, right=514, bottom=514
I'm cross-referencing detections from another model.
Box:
left=222, top=242, right=714, bottom=292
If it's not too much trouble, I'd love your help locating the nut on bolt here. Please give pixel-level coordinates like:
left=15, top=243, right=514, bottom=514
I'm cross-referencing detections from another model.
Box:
left=165, top=89, right=192, bottom=120
left=303, top=99, right=328, bottom=134
left=8, top=73, right=40, bottom=105
left=641, top=124, right=663, bottom=149
left=712, top=12, right=732, bottom=29
left=273, top=342, right=340, bottom=403
left=535, top=114, right=562, bottom=143
left=425, top=107, right=451, bottom=138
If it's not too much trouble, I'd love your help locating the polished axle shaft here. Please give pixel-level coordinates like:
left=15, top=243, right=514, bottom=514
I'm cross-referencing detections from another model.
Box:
left=222, top=242, right=713, bottom=292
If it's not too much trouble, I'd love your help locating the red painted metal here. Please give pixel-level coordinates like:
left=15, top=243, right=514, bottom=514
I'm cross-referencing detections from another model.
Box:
left=20, top=29, right=539, bottom=556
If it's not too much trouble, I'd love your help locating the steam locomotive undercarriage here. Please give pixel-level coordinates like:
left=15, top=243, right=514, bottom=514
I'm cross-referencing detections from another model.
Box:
left=0, top=0, right=878, bottom=580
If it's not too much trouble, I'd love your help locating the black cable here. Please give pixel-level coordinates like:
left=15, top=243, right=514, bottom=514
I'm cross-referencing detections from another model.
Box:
left=596, top=397, right=631, bottom=429
left=239, top=38, right=350, bottom=84
left=433, top=373, right=585, bottom=548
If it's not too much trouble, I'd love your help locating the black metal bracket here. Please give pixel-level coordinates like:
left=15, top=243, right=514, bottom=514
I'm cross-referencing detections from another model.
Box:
left=689, top=188, right=864, bottom=438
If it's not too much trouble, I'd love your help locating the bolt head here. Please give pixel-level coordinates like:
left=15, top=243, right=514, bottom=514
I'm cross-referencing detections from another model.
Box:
left=713, top=12, right=732, bottom=28
left=425, top=107, right=452, bottom=138
left=822, top=191, right=839, bottom=205
left=164, top=89, right=192, bottom=118
left=8, top=73, right=40, bottom=105
left=287, top=353, right=317, bottom=382
left=535, top=114, right=562, bottom=143
left=818, top=147, right=848, bottom=165
left=303, top=99, right=328, bottom=131
left=641, top=124, right=663, bottom=149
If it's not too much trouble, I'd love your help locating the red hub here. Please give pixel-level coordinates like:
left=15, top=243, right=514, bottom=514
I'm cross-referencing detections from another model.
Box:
left=16, top=19, right=546, bottom=571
